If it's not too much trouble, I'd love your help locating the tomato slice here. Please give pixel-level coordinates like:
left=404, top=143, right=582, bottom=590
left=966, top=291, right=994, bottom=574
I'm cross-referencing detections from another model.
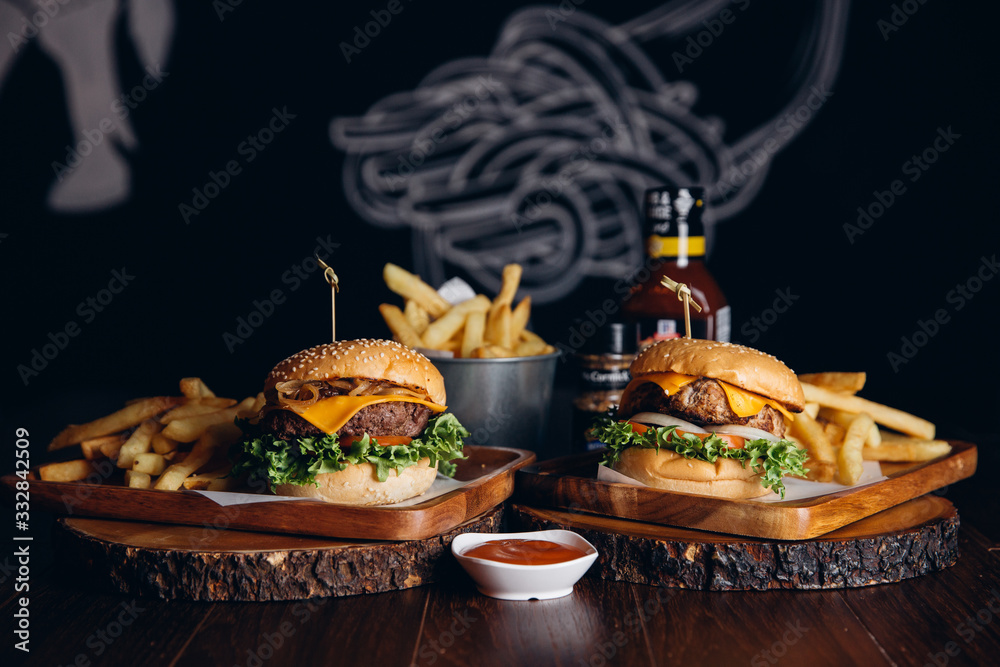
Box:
left=624, top=420, right=745, bottom=449
left=342, top=435, right=413, bottom=447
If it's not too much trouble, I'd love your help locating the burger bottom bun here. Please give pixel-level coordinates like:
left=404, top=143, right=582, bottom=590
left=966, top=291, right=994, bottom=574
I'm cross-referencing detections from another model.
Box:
left=274, top=458, right=438, bottom=505
left=611, top=447, right=772, bottom=499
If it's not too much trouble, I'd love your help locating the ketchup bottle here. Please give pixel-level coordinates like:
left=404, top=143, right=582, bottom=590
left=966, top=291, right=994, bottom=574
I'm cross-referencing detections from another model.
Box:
left=621, top=186, right=730, bottom=348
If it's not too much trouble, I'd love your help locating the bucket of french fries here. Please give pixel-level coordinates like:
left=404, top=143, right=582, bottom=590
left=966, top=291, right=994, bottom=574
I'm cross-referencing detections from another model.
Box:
left=380, top=262, right=560, bottom=448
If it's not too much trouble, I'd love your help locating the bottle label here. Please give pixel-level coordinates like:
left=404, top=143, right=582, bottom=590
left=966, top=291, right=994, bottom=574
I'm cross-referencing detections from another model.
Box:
left=579, top=367, right=631, bottom=392
left=715, top=306, right=731, bottom=343
left=646, top=235, right=705, bottom=259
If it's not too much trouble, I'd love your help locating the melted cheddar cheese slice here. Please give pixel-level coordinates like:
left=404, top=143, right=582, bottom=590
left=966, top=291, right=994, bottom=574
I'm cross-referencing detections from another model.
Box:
left=297, top=395, right=447, bottom=434
left=620, top=372, right=795, bottom=421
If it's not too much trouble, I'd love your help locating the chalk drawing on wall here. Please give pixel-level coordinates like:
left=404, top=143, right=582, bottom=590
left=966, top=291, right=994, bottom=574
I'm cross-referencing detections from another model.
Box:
left=332, top=0, right=849, bottom=302
left=0, top=0, right=174, bottom=212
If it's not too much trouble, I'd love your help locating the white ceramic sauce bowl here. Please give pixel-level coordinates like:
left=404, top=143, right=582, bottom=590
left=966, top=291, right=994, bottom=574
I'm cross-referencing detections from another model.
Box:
left=451, top=529, right=599, bottom=600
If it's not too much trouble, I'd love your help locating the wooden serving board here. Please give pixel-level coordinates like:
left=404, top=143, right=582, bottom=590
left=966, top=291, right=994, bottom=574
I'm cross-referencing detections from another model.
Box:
left=514, top=441, right=976, bottom=540
left=510, top=496, right=960, bottom=590
left=3, top=446, right=533, bottom=541
left=54, top=505, right=504, bottom=601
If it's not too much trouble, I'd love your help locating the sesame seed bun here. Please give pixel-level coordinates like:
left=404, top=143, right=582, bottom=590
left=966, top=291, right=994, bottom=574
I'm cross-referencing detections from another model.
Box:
left=611, top=447, right=771, bottom=499
left=275, top=458, right=438, bottom=505
left=264, top=338, right=446, bottom=404
left=630, top=338, right=804, bottom=412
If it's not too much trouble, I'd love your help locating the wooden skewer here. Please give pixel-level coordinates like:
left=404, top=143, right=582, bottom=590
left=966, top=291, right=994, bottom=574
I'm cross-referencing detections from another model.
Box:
left=317, top=255, right=339, bottom=341
left=659, top=275, right=702, bottom=338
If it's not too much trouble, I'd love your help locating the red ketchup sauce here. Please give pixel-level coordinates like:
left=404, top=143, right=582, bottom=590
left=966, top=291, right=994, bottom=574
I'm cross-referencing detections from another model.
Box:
left=461, top=539, right=589, bottom=565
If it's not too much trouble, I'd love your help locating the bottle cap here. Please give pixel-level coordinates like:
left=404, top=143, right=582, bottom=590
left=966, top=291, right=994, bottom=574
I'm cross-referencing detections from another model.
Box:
left=582, top=321, right=637, bottom=355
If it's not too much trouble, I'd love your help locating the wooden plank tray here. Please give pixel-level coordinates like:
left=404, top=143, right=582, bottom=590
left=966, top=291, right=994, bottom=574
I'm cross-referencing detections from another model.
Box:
left=513, top=441, right=976, bottom=540
left=2, top=446, right=534, bottom=541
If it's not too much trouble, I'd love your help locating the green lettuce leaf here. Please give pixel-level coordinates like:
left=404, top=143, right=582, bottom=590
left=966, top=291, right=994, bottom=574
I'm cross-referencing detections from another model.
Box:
left=231, top=412, right=469, bottom=490
left=590, top=414, right=809, bottom=499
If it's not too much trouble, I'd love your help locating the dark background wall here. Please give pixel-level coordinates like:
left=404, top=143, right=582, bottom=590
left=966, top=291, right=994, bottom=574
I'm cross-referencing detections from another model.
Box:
left=2, top=0, right=998, bottom=467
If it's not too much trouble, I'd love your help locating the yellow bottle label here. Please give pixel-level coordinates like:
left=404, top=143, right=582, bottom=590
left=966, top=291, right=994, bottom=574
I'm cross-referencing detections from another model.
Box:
left=646, top=235, right=705, bottom=258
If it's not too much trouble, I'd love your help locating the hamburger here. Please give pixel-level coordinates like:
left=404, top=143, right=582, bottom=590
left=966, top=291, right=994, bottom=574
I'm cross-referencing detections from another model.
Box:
left=591, top=338, right=809, bottom=498
left=232, top=339, right=468, bottom=505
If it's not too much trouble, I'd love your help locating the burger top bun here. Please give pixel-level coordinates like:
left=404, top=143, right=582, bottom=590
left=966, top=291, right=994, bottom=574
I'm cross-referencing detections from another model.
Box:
left=264, top=338, right=446, bottom=405
left=630, top=338, right=805, bottom=413
left=612, top=447, right=772, bottom=499
left=275, top=458, right=438, bottom=506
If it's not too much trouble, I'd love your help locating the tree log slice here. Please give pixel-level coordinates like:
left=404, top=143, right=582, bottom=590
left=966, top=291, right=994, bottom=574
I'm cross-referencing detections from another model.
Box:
left=511, top=495, right=959, bottom=590
left=54, top=505, right=503, bottom=601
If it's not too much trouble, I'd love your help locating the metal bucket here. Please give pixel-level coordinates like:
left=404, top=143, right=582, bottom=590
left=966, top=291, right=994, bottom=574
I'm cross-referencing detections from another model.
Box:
left=431, top=351, right=560, bottom=449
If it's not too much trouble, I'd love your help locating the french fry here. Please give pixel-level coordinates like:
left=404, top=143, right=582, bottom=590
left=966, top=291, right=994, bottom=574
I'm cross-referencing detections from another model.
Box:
left=404, top=299, right=430, bottom=335
left=182, top=463, right=236, bottom=490
left=48, top=395, right=181, bottom=451
left=461, top=311, right=486, bottom=358
left=240, top=393, right=266, bottom=418
left=124, top=470, right=152, bottom=489
left=837, top=413, right=872, bottom=485
left=154, top=424, right=232, bottom=491
left=796, top=459, right=837, bottom=483
left=819, top=407, right=881, bottom=447
left=486, top=303, right=513, bottom=348
left=520, top=329, right=545, bottom=344
left=510, top=296, right=531, bottom=343
left=132, top=452, right=167, bottom=476
left=800, top=382, right=935, bottom=439
left=160, top=398, right=237, bottom=423
left=803, top=402, right=820, bottom=419
left=493, top=263, right=522, bottom=308
left=161, top=397, right=254, bottom=442
left=797, top=372, right=866, bottom=394
left=39, top=459, right=95, bottom=482
left=788, top=410, right=836, bottom=481
left=151, top=433, right=180, bottom=455
left=515, top=338, right=548, bottom=357
left=383, top=263, right=451, bottom=317
left=822, top=421, right=846, bottom=446
left=180, top=377, right=216, bottom=398
left=116, top=420, right=162, bottom=469
left=379, top=303, right=424, bottom=349
left=422, top=295, right=490, bottom=348
left=862, top=439, right=952, bottom=461
left=81, top=434, right=124, bottom=460
left=470, top=345, right=516, bottom=359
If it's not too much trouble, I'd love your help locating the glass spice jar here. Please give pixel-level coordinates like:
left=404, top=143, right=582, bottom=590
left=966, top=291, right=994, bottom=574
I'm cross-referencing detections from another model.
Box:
left=571, top=322, right=636, bottom=453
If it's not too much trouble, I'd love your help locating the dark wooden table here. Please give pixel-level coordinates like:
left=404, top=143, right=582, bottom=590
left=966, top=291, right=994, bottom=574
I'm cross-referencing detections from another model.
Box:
left=2, top=502, right=998, bottom=667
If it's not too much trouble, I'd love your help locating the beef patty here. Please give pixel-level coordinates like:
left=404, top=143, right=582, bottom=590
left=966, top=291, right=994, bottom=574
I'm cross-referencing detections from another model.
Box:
left=258, top=381, right=433, bottom=441
left=618, top=377, right=786, bottom=438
